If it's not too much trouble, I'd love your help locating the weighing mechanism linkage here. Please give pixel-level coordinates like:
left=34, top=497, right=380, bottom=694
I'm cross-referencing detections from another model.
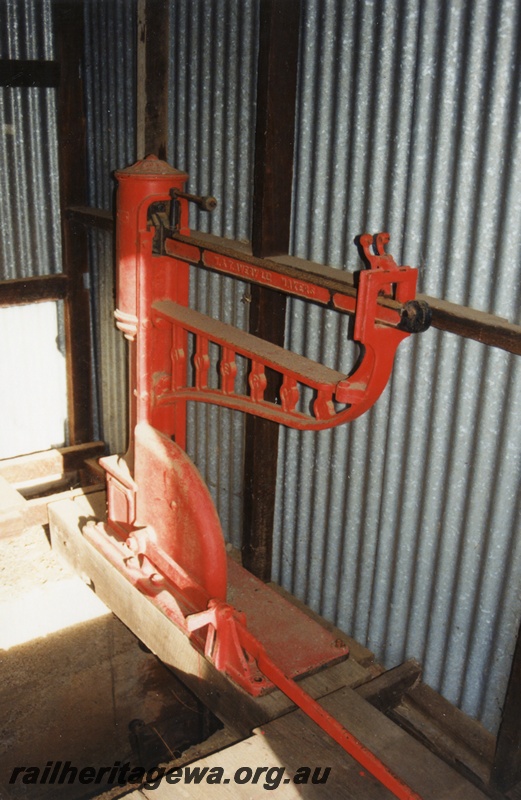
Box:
left=85, top=156, right=431, bottom=799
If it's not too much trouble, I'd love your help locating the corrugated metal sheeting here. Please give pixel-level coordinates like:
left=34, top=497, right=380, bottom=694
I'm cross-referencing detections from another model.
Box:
left=272, top=0, right=521, bottom=733
left=83, top=0, right=137, bottom=454
left=0, top=0, right=61, bottom=280
left=0, top=0, right=68, bottom=458
left=168, top=0, right=259, bottom=545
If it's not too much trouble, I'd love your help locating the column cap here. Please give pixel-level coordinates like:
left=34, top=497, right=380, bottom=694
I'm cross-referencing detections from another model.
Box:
left=116, top=154, right=188, bottom=180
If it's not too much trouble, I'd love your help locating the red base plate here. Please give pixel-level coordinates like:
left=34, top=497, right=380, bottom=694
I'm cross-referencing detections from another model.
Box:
left=227, top=558, right=349, bottom=683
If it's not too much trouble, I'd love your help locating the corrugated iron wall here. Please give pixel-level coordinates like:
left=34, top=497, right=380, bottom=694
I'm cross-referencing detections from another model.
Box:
left=0, top=0, right=68, bottom=458
left=83, top=0, right=137, bottom=454
left=168, top=0, right=259, bottom=545
left=0, top=0, right=61, bottom=281
left=272, top=0, right=521, bottom=733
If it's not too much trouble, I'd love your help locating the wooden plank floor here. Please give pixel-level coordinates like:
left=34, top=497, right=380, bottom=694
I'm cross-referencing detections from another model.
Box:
left=101, top=687, right=489, bottom=799
left=49, top=491, right=490, bottom=800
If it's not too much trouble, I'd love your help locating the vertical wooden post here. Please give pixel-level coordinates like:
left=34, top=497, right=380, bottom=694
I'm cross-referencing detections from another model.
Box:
left=242, top=0, right=301, bottom=580
left=54, top=1, right=94, bottom=445
left=137, top=0, right=170, bottom=159
left=251, top=0, right=301, bottom=260
left=492, top=620, right=521, bottom=791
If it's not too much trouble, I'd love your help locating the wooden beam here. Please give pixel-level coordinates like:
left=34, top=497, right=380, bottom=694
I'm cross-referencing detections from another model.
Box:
left=0, top=476, right=27, bottom=539
left=356, top=660, right=422, bottom=713
left=0, top=58, right=60, bottom=87
left=0, top=441, right=105, bottom=484
left=422, top=292, right=521, bottom=356
left=243, top=0, right=301, bottom=582
left=25, top=483, right=105, bottom=527
left=0, top=274, right=68, bottom=306
left=54, top=1, right=94, bottom=444
left=242, top=290, right=287, bottom=581
left=252, top=0, right=301, bottom=259
left=389, top=681, right=495, bottom=792
left=65, top=206, right=115, bottom=231
left=493, top=619, right=521, bottom=791
left=137, top=0, right=170, bottom=159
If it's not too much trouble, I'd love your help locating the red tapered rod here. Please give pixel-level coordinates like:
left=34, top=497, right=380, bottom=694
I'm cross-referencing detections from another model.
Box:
left=241, top=627, right=423, bottom=800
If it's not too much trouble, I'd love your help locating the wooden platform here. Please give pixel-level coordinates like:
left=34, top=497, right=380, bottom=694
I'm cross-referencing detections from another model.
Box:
left=48, top=491, right=490, bottom=800
left=0, top=442, right=105, bottom=534
left=102, top=683, right=490, bottom=799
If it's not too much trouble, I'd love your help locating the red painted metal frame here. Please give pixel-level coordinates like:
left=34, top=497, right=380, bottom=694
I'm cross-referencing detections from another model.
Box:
left=159, top=234, right=416, bottom=429
left=85, top=156, right=428, bottom=800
